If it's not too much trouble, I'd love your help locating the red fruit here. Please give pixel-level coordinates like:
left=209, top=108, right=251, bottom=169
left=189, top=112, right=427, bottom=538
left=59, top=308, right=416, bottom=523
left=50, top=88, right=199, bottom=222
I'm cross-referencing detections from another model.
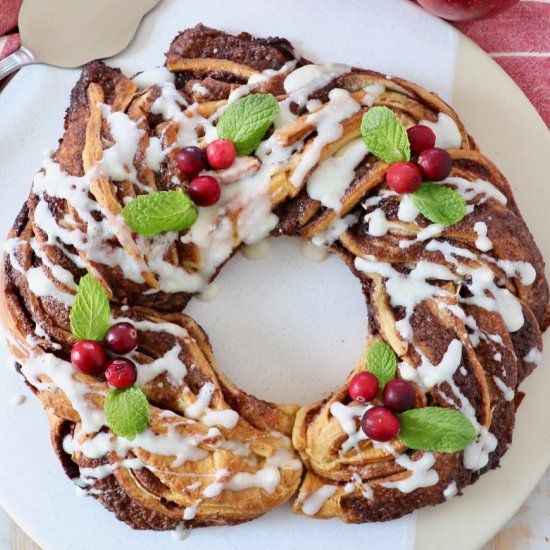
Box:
left=349, top=372, right=379, bottom=403
left=361, top=406, right=400, bottom=442
left=417, top=147, right=452, bottom=181
left=407, top=125, right=436, bottom=156
left=105, top=358, right=138, bottom=389
left=416, top=0, right=518, bottom=22
left=383, top=379, right=416, bottom=412
left=105, top=322, right=138, bottom=354
left=188, top=175, right=221, bottom=207
left=176, top=146, right=207, bottom=175
left=71, top=341, right=107, bottom=375
left=206, top=139, right=236, bottom=170
left=386, top=162, right=422, bottom=194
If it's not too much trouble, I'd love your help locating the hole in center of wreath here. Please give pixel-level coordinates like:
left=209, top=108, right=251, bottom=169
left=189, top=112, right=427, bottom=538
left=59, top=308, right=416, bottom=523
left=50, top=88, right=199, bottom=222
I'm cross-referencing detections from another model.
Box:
left=185, top=237, right=368, bottom=404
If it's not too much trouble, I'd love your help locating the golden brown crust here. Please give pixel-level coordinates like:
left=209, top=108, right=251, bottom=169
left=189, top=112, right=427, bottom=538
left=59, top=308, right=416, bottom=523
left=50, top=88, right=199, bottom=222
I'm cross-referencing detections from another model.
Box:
left=2, top=24, right=547, bottom=530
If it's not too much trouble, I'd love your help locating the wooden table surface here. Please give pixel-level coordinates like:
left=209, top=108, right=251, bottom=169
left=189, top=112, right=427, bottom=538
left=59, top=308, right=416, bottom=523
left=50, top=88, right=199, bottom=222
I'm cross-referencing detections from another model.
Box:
left=1, top=467, right=549, bottom=549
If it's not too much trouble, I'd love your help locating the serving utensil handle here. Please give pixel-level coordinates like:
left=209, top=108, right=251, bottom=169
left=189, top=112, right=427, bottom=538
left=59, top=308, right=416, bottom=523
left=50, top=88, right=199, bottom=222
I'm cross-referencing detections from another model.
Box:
left=0, top=46, right=36, bottom=80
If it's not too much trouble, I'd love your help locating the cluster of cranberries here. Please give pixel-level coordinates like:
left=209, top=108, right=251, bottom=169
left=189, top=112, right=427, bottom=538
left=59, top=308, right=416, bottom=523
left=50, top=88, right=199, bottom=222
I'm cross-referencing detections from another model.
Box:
left=386, top=125, right=452, bottom=194
left=348, top=372, right=416, bottom=442
left=70, top=322, right=139, bottom=389
left=175, top=139, right=237, bottom=207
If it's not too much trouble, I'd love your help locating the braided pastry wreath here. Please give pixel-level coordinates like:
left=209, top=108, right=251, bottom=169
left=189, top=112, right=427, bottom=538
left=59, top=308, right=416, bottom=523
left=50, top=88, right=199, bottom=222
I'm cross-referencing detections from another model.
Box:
left=1, top=25, right=548, bottom=531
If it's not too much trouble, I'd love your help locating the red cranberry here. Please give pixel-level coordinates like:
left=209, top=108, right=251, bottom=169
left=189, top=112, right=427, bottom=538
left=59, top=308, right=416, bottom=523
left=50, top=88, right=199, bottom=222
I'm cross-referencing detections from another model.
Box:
left=206, top=139, right=236, bottom=170
left=417, top=147, right=452, bottom=181
left=349, top=372, right=379, bottom=403
left=386, top=162, right=422, bottom=194
left=105, top=358, right=138, bottom=389
left=383, top=379, right=416, bottom=412
left=105, top=322, right=138, bottom=354
left=407, top=125, right=436, bottom=155
left=176, top=146, right=207, bottom=175
left=361, top=406, right=400, bottom=442
left=71, top=341, right=107, bottom=375
left=188, top=175, right=221, bottom=207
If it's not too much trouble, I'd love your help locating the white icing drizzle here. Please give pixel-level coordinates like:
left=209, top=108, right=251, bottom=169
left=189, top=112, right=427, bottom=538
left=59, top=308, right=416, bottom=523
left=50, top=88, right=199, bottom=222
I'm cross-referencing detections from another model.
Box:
left=364, top=208, right=407, bottom=237
left=100, top=104, right=144, bottom=184
left=524, top=347, right=542, bottom=364
left=493, top=376, right=514, bottom=401
left=77, top=458, right=144, bottom=484
left=183, top=499, right=202, bottom=520
left=348, top=472, right=373, bottom=499
left=10, top=394, right=26, bottom=406
left=196, top=282, right=220, bottom=302
left=191, top=82, right=209, bottom=97
left=418, top=113, right=462, bottom=150
left=330, top=402, right=369, bottom=453
left=413, top=339, right=464, bottom=392
left=145, top=136, right=173, bottom=172
left=266, top=447, right=302, bottom=470
left=495, top=259, right=536, bottom=286
left=184, top=382, right=239, bottom=429
left=425, top=240, right=525, bottom=333
left=301, top=484, right=337, bottom=515
left=306, top=139, right=367, bottom=212
left=311, top=214, right=358, bottom=248
left=463, top=427, right=498, bottom=470
left=171, top=523, right=190, bottom=541
left=397, top=194, right=420, bottom=222
left=299, top=240, right=329, bottom=263
left=134, top=343, right=187, bottom=386
left=473, top=221, right=492, bottom=252
left=225, top=465, right=280, bottom=494
left=241, top=237, right=272, bottom=261
left=132, top=67, right=175, bottom=90
left=32, top=159, right=150, bottom=286
left=355, top=256, right=457, bottom=340
left=283, top=63, right=350, bottom=97
left=23, top=353, right=106, bottom=434
left=443, top=481, right=457, bottom=500
left=399, top=223, right=444, bottom=249
left=290, top=89, right=361, bottom=188
left=306, top=98, right=322, bottom=112
left=362, top=83, right=385, bottom=107
left=381, top=452, right=439, bottom=493
left=443, top=176, right=508, bottom=206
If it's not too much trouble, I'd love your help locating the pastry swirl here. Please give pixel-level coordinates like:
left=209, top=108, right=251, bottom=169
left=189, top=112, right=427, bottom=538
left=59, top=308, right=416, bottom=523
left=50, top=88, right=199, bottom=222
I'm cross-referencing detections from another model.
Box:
left=1, top=24, right=547, bottom=530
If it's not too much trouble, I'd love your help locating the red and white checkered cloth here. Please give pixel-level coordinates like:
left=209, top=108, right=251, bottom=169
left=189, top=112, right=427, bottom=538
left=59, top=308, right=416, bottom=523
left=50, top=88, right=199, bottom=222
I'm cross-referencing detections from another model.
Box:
left=455, top=0, right=550, bottom=129
left=0, top=0, right=21, bottom=60
left=0, top=0, right=549, bottom=127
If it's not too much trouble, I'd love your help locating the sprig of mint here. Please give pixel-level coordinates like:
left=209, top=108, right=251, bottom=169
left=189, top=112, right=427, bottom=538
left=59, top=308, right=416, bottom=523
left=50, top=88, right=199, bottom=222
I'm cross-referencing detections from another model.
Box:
left=411, top=182, right=466, bottom=226
left=217, top=93, right=279, bottom=156
left=361, top=106, right=410, bottom=164
left=122, top=188, right=198, bottom=236
left=104, top=386, right=151, bottom=440
left=69, top=274, right=110, bottom=341
left=366, top=342, right=397, bottom=388
left=397, top=407, right=477, bottom=453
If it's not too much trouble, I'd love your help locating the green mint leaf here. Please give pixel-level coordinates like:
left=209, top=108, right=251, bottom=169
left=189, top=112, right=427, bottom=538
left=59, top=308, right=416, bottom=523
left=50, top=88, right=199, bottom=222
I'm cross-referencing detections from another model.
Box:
left=122, top=188, right=198, bottom=236
left=217, top=93, right=279, bottom=155
left=361, top=106, right=410, bottom=163
left=411, top=182, right=466, bottom=226
left=366, top=342, right=397, bottom=388
left=104, top=386, right=151, bottom=440
left=397, top=407, right=477, bottom=453
left=69, top=274, right=110, bottom=341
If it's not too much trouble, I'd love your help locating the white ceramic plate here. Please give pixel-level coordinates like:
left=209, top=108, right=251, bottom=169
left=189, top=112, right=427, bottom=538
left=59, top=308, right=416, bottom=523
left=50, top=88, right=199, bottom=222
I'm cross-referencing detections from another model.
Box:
left=0, top=1, right=549, bottom=549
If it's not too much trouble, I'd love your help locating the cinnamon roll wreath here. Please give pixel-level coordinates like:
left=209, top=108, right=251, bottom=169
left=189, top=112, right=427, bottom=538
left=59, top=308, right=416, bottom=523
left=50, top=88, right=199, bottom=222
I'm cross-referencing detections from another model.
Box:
left=1, top=25, right=547, bottom=530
